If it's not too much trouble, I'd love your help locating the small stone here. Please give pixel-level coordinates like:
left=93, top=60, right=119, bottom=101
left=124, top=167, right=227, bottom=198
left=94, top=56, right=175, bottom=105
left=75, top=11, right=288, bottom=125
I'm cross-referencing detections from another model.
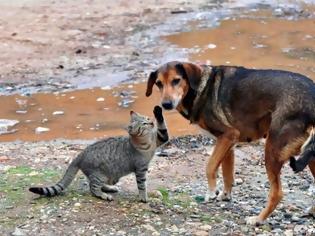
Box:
left=284, top=229, right=293, bottom=236
left=207, top=43, right=217, bottom=49
left=235, top=178, right=244, bottom=185
left=29, top=171, right=39, bottom=176
left=199, top=225, right=212, bottom=231
left=150, top=190, right=163, bottom=199
left=116, top=230, right=126, bottom=235
left=96, top=97, right=105, bottom=102
left=52, top=111, right=64, bottom=115
left=294, top=225, right=307, bottom=234
left=11, top=227, right=26, bottom=236
left=194, top=230, right=208, bottom=236
left=0, top=156, right=9, bottom=162
left=16, top=110, right=27, bottom=114
left=74, top=202, right=81, bottom=207
left=101, top=86, right=111, bottom=90
left=0, top=119, right=19, bottom=134
left=35, top=127, right=50, bottom=134
left=170, top=225, right=179, bottom=233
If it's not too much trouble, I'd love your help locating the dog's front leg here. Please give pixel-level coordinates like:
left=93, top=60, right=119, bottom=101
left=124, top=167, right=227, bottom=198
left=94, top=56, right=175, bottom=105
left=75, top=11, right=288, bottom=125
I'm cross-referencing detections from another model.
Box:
left=217, top=148, right=235, bottom=201
left=205, top=131, right=238, bottom=202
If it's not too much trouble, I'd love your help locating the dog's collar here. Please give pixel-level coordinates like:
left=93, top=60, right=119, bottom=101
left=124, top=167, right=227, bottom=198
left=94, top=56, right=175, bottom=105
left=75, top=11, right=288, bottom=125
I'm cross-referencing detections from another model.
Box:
left=196, top=65, right=213, bottom=96
left=189, top=65, right=213, bottom=123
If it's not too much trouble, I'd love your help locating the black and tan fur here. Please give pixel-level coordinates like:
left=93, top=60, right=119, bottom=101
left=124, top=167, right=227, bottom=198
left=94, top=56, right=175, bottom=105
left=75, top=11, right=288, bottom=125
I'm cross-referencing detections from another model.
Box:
left=146, top=61, right=315, bottom=225
left=29, top=106, right=169, bottom=202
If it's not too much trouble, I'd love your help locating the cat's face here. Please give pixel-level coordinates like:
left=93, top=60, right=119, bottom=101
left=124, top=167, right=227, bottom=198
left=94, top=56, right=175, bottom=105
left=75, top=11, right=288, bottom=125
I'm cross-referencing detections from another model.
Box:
left=127, top=111, right=155, bottom=137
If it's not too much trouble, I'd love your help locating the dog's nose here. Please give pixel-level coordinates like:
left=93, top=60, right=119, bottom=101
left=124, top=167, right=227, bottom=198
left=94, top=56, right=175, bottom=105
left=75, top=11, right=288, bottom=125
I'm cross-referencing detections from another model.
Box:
left=162, top=101, right=173, bottom=110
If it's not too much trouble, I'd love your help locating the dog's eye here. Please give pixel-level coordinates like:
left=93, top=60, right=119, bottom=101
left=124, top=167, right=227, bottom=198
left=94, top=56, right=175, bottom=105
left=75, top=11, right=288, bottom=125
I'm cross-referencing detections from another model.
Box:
left=155, top=80, right=163, bottom=89
left=172, top=78, right=181, bottom=86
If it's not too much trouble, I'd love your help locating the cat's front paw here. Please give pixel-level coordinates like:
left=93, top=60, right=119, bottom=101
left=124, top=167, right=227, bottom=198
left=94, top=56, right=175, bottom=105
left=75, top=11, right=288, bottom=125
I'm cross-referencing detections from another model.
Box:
left=139, top=190, right=148, bottom=203
left=153, top=106, right=163, bottom=122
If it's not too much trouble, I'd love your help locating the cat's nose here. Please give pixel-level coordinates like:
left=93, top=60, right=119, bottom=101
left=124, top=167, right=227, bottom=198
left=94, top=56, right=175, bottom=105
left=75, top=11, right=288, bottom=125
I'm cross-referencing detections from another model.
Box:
left=162, top=101, right=173, bottom=110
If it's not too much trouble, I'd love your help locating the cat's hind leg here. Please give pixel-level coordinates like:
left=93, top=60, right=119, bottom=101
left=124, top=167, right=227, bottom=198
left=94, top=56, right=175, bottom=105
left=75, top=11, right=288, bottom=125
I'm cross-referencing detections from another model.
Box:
left=89, top=174, right=113, bottom=201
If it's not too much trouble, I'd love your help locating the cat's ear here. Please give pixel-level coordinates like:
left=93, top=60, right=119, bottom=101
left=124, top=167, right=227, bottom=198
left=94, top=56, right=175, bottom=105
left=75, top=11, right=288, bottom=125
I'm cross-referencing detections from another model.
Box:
left=130, top=110, right=140, bottom=119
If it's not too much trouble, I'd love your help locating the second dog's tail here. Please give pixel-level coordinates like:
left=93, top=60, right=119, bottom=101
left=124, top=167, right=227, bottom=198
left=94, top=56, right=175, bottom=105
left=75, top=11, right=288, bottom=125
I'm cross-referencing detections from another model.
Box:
left=290, top=127, right=315, bottom=173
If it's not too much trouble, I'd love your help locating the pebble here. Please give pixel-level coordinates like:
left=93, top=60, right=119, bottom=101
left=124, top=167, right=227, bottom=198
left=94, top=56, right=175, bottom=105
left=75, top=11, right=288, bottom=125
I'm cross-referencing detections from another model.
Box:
left=74, top=202, right=81, bottom=207
left=96, top=97, right=105, bottom=102
left=284, top=229, right=293, bottom=236
left=235, top=178, right=244, bottom=185
left=16, top=110, right=27, bottom=114
left=150, top=190, right=163, bottom=200
left=11, top=228, right=26, bottom=236
left=101, top=86, right=111, bottom=90
left=207, top=43, right=217, bottom=49
left=0, top=119, right=19, bottom=134
left=0, top=156, right=10, bottom=162
left=194, top=230, right=209, bottom=236
left=170, top=225, right=179, bottom=233
left=35, top=127, right=50, bottom=134
left=52, top=111, right=64, bottom=115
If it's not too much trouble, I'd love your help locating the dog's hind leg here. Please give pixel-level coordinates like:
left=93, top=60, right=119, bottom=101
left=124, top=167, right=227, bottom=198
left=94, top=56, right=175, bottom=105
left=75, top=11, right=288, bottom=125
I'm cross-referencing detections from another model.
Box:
left=307, top=160, right=315, bottom=217
left=247, top=136, right=284, bottom=225
left=217, top=148, right=234, bottom=201
left=247, top=119, right=306, bottom=225
left=308, top=160, right=315, bottom=178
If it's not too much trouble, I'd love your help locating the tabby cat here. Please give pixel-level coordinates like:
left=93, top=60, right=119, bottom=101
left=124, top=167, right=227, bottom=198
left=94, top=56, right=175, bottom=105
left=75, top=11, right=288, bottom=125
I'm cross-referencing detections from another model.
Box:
left=29, top=106, right=169, bottom=202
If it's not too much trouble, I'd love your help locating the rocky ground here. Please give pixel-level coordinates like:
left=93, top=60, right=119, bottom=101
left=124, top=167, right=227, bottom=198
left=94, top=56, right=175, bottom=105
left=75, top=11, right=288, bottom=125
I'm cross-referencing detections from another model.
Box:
left=0, top=136, right=314, bottom=235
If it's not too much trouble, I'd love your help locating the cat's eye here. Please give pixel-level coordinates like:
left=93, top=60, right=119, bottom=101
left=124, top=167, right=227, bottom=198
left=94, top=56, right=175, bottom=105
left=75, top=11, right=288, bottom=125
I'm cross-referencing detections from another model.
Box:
left=172, top=78, right=181, bottom=86
left=155, top=80, right=163, bottom=89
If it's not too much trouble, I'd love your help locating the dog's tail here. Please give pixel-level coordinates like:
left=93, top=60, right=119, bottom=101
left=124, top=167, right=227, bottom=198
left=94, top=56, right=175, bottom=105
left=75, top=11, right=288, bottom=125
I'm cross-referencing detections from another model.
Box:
left=290, top=127, right=315, bottom=173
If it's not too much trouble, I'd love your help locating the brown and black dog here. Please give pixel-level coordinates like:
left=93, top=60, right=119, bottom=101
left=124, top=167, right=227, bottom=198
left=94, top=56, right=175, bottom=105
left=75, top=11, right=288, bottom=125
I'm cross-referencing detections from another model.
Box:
left=146, top=61, right=315, bottom=225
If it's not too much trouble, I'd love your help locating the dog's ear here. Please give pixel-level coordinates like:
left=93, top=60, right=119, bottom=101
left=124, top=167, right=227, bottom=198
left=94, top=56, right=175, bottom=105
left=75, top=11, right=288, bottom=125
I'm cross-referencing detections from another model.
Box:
left=146, top=70, right=158, bottom=97
left=175, top=63, right=202, bottom=90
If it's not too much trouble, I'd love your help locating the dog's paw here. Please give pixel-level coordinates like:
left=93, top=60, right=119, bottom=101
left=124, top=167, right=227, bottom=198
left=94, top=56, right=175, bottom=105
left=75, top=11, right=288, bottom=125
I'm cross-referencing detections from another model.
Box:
left=246, top=216, right=263, bottom=226
left=204, top=190, right=217, bottom=202
left=217, top=191, right=231, bottom=201
left=306, top=205, right=315, bottom=217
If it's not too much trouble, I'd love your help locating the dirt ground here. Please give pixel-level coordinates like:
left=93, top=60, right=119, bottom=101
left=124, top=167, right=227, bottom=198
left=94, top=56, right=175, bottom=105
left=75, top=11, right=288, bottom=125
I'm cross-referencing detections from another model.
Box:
left=0, top=0, right=315, bottom=235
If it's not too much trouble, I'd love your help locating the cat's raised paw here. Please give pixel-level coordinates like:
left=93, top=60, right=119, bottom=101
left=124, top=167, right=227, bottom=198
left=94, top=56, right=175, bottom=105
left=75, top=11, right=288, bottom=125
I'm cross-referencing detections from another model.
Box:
left=153, top=106, right=163, bottom=122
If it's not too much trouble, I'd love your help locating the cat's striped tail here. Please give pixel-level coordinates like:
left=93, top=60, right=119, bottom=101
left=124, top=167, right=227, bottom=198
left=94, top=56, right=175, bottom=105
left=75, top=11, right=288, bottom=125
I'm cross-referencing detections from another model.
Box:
left=29, top=154, right=82, bottom=197
left=290, top=127, right=315, bottom=173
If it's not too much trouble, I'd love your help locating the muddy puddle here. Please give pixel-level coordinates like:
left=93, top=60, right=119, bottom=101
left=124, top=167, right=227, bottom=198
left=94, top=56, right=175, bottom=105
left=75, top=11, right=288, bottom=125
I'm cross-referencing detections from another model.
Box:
left=2, top=7, right=315, bottom=142
left=165, top=16, right=315, bottom=79
left=0, top=83, right=197, bottom=142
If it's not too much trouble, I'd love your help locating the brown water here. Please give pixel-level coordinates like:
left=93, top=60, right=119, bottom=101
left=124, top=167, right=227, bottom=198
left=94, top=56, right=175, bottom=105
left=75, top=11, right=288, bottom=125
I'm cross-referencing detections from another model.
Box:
left=1, top=13, right=315, bottom=141
left=0, top=84, right=196, bottom=142
left=166, top=17, right=315, bottom=79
